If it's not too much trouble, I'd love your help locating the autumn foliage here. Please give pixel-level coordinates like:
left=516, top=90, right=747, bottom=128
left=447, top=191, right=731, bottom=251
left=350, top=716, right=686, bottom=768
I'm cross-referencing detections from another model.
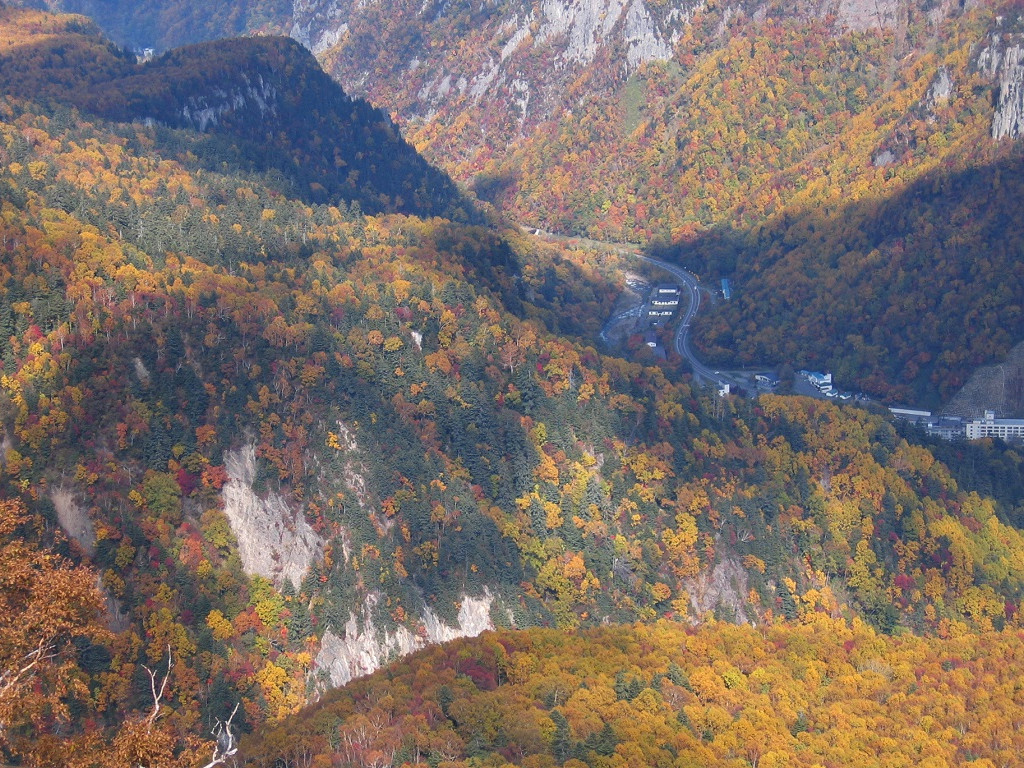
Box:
left=242, top=618, right=1024, bottom=767
left=0, top=3, right=1022, bottom=762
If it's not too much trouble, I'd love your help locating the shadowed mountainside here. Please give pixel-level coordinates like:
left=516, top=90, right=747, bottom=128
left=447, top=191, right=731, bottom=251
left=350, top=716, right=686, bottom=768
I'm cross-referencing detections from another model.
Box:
left=653, top=153, right=1024, bottom=406
left=0, top=5, right=472, bottom=218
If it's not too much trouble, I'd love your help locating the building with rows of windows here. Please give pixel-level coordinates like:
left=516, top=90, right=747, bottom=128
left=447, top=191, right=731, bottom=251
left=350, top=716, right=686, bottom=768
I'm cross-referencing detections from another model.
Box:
left=965, top=411, right=1024, bottom=441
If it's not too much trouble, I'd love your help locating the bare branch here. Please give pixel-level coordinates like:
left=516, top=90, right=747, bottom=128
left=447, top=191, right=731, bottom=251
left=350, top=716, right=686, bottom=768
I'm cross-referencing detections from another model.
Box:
left=142, top=645, right=172, bottom=729
left=0, top=640, right=56, bottom=701
left=199, top=702, right=241, bottom=768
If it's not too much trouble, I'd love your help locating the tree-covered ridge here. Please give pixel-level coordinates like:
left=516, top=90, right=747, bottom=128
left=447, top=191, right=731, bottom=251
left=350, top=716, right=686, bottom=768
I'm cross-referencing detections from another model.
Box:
left=0, top=5, right=470, bottom=219
left=242, top=618, right=1024, bottom=767
left=0, top=89, right=621, bottom=754
left=684, top=154, right=1024, bottom=405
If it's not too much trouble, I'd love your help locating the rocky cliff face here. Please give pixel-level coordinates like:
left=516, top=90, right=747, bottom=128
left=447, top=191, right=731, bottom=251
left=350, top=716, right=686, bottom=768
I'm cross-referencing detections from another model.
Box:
left=292, top=0, right=681, bottom=65
left=942, top=340, right=1024, bottom=418
left=290, top=0, right=349, bottom=54
left=283, top=0, right=1013, bottom=184
left=180, top=72, right=278, bottom=132
left=533, top=0, right=676, bottom=69
left=828, top=0, right=902, bottom=32
left=50, top=487, right=96, bottom=557
left=685, top=553, right=754, bottom=624
left=289, top=0, right=695, bottom=135
left=982, top=37, right=1024, bottom=140
left=315, top=589, right=501, bottom=687
left=222, top=444, right=324, bottom=589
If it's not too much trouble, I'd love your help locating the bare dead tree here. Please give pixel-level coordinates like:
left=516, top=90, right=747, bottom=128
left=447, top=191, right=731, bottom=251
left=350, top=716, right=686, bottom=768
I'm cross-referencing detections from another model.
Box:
left=142, top=648, right=173, bottom=730
left=141, top=648, right=240, bottom=768
left=200, top=702, right=241, bottom=768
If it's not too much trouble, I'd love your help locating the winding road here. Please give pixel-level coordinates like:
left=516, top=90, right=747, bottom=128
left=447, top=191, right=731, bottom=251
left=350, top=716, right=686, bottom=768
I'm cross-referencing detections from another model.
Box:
left=523, top=226, right=728, bottom=390
left=633, top=254, right=724, bottom=388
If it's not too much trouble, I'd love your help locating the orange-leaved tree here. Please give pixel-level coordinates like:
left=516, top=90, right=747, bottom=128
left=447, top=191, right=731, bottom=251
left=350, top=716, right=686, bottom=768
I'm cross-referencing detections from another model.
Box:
left=0, top=497, right=109, bottom=758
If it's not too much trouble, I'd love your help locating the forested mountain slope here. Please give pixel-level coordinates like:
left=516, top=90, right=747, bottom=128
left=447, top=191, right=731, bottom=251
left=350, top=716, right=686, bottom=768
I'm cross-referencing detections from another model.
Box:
left=26, top=0, right=1024, bottom=404
left=0, top=5, right=469, bottom=218
left=1, top=4, right=1024, bottom=764
left=678, top=153, right=1024, bottom=405
left=23, top=0, right=290, bottom=50
left=242, top=619, right=1024, bottom=768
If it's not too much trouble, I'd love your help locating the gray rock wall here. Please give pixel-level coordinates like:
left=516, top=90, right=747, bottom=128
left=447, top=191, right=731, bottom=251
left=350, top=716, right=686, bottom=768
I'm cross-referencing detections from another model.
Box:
left=221, top=444, right=324, bottom=589
left=991, top=44, right=1024, bottom=140
left=315, top=589, right=499, bottom=687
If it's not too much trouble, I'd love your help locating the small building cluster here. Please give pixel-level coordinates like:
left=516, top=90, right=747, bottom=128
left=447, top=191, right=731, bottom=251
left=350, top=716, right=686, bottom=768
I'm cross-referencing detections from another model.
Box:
left=887, top=408, right=1024, bottom=443
left=888, top=408, right=963, bottom=439
left=796, top=370, right=856, bottom=400
left=798, top=370, right=832, bottom=391
left=646, top=284, right=681, bottom=325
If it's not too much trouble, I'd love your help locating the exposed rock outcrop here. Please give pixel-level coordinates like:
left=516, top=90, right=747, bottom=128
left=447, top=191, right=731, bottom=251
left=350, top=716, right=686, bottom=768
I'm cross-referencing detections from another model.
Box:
left=325, top=421, right=390, bottom=534
left=50, top=487, right=96, bottom=557
left=623, top=0, right=674, bottom=69
left=535, top=0, right=672, bottom=68
left=289, top=0, right=688, bottom=131
left=987, top=42, right=1024, bottom=139
left=222, top=444, right=324, bottom=589
left=828, top=0, right=901, bottom=33
left=315, top=589, right=499, bottom=687
left=941, top=340, right=1024, bottom=418
left=685, top=553, right=753, bottom=624
left=926, top=66, right=954, bottom=107
left=291, top=0, right=349, bottom=54
left=181, top=73, right=278, bottom=132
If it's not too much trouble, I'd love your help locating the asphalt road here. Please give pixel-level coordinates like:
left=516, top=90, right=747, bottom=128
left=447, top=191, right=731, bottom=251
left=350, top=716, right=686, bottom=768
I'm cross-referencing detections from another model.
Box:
left=522, top=227, right=728, bottom=390
left=634, top=254, right=726, bottom=389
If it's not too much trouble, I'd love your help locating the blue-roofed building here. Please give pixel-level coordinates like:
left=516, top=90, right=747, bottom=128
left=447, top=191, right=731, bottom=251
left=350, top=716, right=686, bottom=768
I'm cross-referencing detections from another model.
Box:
left=798, top=370, right=832, bottom=389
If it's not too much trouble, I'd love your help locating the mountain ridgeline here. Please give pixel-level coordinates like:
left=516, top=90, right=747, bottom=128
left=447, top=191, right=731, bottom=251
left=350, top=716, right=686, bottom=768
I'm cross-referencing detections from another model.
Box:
left=30, top=0, right=1024, bottom=403
left=0, top=6, right=470, bottom=218
left=29, top=0, right=291, bottom=50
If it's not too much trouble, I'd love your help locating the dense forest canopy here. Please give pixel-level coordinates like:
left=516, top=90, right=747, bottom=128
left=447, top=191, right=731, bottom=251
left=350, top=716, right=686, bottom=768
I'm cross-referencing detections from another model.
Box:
left=241, top=619, right=1024, bottom=768
left=0, top=2, right=1022, bottom=765
left=24, top=0, right=1024, bottom=403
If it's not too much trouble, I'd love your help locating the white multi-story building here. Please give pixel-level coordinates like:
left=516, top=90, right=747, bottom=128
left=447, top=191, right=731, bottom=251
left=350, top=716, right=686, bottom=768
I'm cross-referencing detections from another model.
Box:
left=650, top=285, right=681, bottom=308
left=966, top=411, right=1024, bottom=441
left=646, top=284, right=681, bottom=325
